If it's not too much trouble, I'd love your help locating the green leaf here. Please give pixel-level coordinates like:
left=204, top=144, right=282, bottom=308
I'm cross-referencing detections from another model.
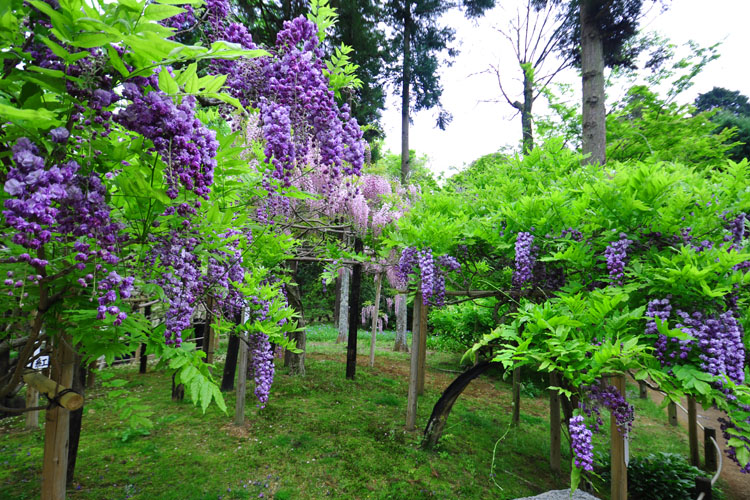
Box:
left=0, top=103, right=61, bottom=127
left=158, top=68, right=179, bottom=95
left=570, top=459, right=581, bottom=492
left=736, top=445, right=750, bottom=468
left=144, top=3, right=186, bottom=22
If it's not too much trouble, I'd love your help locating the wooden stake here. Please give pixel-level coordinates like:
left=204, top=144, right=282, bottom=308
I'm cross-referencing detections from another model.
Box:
left=610, top=375, right=627, bottom=500
left=704, top=427, right=717, bottom=472
left=638, top=380, right=647, bottom=399
left=549, top=372, right=561, bottom=474
left=41, top=333, right=75, bottom=500
left=406, top=291, right=422, bottom=431
left=205, top=296, right=215, bottom=365
left=368, top=273, right=382, bottom=367
left=511, top=367, right=521, bottom=426
left=668, top=401, right=678, bottom=426
left=688, top=396, right=700, bottom=467
left=235, top=330, right=248, bottom=426
left=416, top=299, right=427, bottom=395
left=25, top=386, right=39, bottom=430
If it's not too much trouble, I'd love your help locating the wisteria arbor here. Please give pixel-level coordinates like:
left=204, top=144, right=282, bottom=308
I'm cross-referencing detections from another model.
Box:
left=388, top=142, right=750, bottom=492
left=0, top=0, right=379, bottom=497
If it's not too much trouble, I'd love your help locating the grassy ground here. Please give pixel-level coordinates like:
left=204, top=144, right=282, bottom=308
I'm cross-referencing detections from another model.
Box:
left=1, top=325, right=701, bottom=500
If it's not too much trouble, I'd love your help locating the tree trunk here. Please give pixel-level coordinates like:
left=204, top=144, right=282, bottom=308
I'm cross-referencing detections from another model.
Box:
left=521, top=68, right=534, bottom=154
left=345, top=238, right=363, bottom=380
left=580, top=0, right=606, bottom=165
left=235, top=329, right=248, bottom=426
left=285, top=263, right=306, bottom=376
left=139, top=305, right=151, bottom=374
left=393, top=293, right=408, bottom=352
left=336, top=267, right=350, bottom=343
left=422, top=361, right=492, bottom=448
left=400, top=5, right=412, bottom=184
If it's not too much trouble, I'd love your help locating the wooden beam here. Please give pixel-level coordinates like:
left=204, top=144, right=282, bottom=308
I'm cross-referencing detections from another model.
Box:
left=25, top=386, right=39, bottom=430
left=511, top=367, right=521, bottom=426
left=23, top=372, right=83, bottom=411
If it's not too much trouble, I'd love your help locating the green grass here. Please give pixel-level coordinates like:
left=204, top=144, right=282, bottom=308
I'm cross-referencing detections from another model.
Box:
left=0, top=329, right=698, bottom=500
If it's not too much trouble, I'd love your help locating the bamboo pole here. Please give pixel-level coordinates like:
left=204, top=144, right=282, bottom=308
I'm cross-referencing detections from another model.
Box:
left=41, top=333, right=75, bottom=500
left=368, top=273, right=382, bottom=367
left=406, top=291, right=422, bottom=431
left=610, top=375, right=627, bottom=500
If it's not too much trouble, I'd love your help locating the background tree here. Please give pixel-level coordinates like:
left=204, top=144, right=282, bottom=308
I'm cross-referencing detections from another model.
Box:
left=383, top=0, right=496, bottom=184
left=532, top=0, right=664, bottom=165
left=491, top=0, right=573, bottom=153
left=695, top=87, right=750, bottom=162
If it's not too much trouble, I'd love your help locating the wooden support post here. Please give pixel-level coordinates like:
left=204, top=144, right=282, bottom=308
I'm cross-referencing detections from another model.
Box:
left=369, top=273, right=382, bottom=367
left=205, top=297, right=215, bottom=365
left=139, top=305, right=151, bottom=374
left=610, top=375, right=627, bottom=500
left=549, top=372, right=561, bottom=474
left=668, top=401, right=678, bottom=426
left=695, top=476, right=712, bottom=500
left=704, top=427, right=717, bottom=473
left=406, top=291, right=422, bottom=431
left=688, top=396, right=700, bottom=467
left=638, top=380, right=647, bottom=399
left=235, top=330, right=248, bottom=426
left=346, top=239, right=363, bottom=380
left=41, top=333, right=75, bottom=500
left=25, top=386, right=39, bottom=430
left=511, top=367, right=521, bottom=426
left=417, top=299, right=427, bottom=395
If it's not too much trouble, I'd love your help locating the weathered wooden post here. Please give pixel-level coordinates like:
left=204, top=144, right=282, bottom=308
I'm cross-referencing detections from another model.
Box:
left=205, top=296, right=215, bottom=365
left=668, top=401, right=678, bottom=426
left=511, top=367, right=521, bottom=426
left=235, top=308, right=249, bottom=426
left=406, top=291, right=422, bottom=431
left=38, top=333, right=78, bottom=500
left=638, top=380, right=647, bottom=399
left=704, top=427, right=717, bottom=472
left=368, top=273, right=382, bottom=367
left=695, top=476, right=712, bottom=500
left=416, top=298, right=428, bottom=395
left=688, top=396, right=700, bottom=467
left=139, top=305, right=151, bottom=374
left=336, top=267, right=350, bottom=343
left=549, top=372, right=561, bottom=474
left=610, top=375, right=627, bottom=500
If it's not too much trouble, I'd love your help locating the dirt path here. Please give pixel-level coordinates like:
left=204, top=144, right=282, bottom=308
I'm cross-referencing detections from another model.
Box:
left=646, top=389, right=750, bottom=500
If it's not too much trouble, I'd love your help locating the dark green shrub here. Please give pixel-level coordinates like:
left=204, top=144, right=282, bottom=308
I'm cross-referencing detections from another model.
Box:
left=427, top=298, right=499, bottom=352
left=596, top=452, right=720, bottom=500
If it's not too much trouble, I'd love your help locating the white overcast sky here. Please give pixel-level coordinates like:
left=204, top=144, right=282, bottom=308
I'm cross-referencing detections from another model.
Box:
left=380, top=0, right=750, bottom=178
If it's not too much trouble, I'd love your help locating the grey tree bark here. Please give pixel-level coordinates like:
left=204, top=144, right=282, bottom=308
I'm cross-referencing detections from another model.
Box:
left=284, top=262, right=306, bottom=376
left=336, top=267, right=350, bottom=343
left=580, top=0, right=606, bottom=165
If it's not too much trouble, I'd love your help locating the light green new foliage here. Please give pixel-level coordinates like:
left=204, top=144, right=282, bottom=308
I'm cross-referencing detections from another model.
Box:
left=390, top=142, right=750, bottom=486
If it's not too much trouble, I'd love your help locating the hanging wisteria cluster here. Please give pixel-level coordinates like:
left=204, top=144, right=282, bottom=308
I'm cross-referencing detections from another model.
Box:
left=604, top=232, right=633, bottom=285
left=569, top=415, right=595, bottom=472
left=512, top=231, right=536, bottom=287
left=398, top=248, right=461, bottom=306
